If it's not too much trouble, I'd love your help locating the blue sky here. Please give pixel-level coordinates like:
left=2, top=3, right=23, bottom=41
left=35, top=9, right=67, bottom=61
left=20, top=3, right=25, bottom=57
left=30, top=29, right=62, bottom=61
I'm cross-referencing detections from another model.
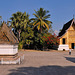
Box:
left=0, top=0, right=75, bottom=35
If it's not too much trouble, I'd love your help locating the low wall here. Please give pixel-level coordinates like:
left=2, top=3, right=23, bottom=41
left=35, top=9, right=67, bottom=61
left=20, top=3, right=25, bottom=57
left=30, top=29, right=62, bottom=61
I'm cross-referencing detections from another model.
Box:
left=58, top=45, right=69, bottom=51
left=0, top=44, right=18, bottom=55
left=0, top=55, right=24, bottom=64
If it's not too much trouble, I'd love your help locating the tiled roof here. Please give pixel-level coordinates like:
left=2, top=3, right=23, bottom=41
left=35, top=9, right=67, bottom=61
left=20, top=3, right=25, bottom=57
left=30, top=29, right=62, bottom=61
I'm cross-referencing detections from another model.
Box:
left=58, top=19, right=74, bottom=37
left=0, top=23, right=19, bottom=44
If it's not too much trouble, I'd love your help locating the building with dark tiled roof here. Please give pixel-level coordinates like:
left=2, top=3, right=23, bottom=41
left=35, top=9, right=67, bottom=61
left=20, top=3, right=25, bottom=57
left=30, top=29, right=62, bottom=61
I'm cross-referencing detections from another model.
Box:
left=58, top=18, right=75, bottom=50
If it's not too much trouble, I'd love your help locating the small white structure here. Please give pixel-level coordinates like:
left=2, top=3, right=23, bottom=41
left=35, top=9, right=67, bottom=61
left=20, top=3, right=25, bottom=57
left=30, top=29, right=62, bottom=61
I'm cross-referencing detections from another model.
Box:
left=58, top=45, right=69, bottom=51
left=0, top=23, right=20, bottom=64
left=0, top=45, right=18, bottom=55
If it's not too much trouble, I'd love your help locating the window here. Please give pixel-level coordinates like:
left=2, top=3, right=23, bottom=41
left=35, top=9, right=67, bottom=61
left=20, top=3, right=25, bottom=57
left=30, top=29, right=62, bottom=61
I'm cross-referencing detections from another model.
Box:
left=62, top=38, right=65, bottom=44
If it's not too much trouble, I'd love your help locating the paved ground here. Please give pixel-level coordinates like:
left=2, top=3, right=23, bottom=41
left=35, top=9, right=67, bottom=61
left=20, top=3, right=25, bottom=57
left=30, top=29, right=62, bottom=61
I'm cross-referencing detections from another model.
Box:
left=0, top=50, right=75, bottom=75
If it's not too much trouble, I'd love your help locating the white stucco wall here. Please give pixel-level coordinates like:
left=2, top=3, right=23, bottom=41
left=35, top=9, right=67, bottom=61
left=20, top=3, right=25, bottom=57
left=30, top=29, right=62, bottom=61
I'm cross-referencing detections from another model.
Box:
left=0, top=44, right=18, bottom=55
left=58, top=44, right=69, bottom=51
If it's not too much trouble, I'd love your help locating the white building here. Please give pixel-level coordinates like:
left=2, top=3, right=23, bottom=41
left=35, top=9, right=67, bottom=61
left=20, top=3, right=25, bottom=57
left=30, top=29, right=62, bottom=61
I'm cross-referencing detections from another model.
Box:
left=0, top=23, right=20, bottom=64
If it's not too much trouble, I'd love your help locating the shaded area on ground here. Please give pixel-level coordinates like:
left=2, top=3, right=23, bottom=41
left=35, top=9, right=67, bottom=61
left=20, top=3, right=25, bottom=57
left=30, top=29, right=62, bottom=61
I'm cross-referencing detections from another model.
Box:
left=8, top=65, right=75, bottom=75
left=65, top=57, right=75, bottom=63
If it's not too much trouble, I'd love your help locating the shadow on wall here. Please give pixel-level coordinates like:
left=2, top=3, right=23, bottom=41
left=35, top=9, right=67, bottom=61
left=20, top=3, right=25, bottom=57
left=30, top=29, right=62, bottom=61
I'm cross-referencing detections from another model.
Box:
left=8, top=65, right=75, bottom=75
left=65, top=57, right=75, bottom=63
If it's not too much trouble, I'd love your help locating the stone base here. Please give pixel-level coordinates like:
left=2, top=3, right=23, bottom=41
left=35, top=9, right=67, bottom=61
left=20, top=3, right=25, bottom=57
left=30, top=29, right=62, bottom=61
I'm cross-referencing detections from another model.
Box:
left=58, top=45, right=69, bottom=51
left=0, top=53, right=24, bottom=64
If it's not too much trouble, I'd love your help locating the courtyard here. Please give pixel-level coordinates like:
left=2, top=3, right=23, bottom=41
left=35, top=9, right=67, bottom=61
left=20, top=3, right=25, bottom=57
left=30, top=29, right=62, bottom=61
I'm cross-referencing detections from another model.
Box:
left=0, top=50, right=75, bottom=75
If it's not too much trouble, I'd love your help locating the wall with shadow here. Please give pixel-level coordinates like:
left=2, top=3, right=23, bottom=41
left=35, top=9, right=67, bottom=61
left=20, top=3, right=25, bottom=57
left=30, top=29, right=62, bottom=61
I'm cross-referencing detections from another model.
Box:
left=8, top=65, right=75, bottom=75
left=65, top=57, right=75, bottom=63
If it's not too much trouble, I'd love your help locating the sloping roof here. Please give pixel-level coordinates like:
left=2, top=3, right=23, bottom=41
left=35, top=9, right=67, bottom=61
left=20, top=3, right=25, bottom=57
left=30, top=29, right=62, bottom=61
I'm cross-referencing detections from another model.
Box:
left=0, top=23, right=19, bottom=44
left=58, top=18, right=74, bottom=37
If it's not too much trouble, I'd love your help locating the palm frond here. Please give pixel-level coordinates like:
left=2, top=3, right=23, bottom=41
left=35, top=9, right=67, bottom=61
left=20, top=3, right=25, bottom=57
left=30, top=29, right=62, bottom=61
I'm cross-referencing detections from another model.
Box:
left=37, top=24, right=40, bottom=30
left=41, top=20, right=49, bottom=30
left=44, top=20, right=52, bottom=24
left=33, top=13, right=39, bottom=19
left=43, top=14, right=50, bottom=20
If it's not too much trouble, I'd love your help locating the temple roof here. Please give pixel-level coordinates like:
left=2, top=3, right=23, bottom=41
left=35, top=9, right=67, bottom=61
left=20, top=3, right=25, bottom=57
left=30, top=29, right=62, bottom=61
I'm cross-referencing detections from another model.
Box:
left=58, top=18, right=74, bottom=37
left=0, top=23, right=19, bottom=44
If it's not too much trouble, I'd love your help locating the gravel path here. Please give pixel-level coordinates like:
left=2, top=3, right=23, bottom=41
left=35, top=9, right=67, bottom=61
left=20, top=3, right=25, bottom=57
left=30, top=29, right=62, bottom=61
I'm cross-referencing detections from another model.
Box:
left=0, top=50, right=75, bottom=75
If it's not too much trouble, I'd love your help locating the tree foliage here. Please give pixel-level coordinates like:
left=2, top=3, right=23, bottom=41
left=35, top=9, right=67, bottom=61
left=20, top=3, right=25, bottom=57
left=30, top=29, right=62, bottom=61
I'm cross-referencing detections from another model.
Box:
left=30, top=8, right=52, bottom=33
left=41, top=33, right=59, bottom=49
left=10, top=12, right=29, bottom=29
left=10, top=11, right=29, bottom=41
left=9, top=8, right=59, bottom=50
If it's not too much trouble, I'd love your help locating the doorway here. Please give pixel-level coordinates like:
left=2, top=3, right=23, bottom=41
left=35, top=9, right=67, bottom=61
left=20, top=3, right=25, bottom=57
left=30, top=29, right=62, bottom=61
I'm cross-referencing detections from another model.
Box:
left=62, top=38, right=65, bottom=44
left=71, top=43, right=74, bottom=49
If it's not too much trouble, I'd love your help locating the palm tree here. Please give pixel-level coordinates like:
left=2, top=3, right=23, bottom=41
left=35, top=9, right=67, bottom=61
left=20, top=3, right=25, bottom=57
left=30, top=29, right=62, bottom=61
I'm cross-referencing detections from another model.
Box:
left=30, top=8, right=52, bottom=33
left=10, top=11, right=29, bottom=41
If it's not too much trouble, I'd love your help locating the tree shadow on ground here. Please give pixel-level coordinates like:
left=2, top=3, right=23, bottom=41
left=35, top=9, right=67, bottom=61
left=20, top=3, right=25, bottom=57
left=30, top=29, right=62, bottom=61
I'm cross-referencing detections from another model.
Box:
left=65, top=57, right=75, bottom=63
left=8, top=65, right=75, bottom=75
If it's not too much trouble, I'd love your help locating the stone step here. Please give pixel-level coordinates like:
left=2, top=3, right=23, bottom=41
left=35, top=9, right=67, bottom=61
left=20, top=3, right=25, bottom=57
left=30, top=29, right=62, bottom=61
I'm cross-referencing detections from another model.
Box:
left=0, top=53, right=18, bottom=58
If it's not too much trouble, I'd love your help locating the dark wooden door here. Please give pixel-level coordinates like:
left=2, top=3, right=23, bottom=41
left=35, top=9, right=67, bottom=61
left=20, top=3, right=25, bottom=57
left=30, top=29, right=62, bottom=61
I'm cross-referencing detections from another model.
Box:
left=63, top=38, right=65, bottom=44
left=72, top=43, right=74, bottom=49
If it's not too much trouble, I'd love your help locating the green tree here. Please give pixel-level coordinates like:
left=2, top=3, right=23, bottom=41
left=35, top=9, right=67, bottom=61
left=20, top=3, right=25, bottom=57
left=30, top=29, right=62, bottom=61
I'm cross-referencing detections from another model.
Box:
left=19, top=27, right=34, bottom=49
left=10, top=11, right=29, bottom=41
left=30, top=8, right=52, bottom=33
left=30, top=8, right=52, bottom=50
